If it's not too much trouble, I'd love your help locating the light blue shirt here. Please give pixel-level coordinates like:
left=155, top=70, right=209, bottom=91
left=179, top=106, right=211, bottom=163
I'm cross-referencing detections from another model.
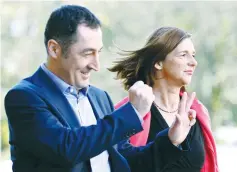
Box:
left=41, top=63, right=111, bottom=172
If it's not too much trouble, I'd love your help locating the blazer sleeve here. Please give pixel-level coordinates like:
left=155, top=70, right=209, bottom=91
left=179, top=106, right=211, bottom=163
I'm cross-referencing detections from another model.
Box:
left=117, top=129, right=190, bottom=171
left=5, top=88, right=143, bottom=167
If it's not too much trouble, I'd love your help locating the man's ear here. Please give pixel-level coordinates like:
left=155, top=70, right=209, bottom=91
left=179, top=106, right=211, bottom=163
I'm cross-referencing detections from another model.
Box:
left=154, top=61, right=163, bottom=70
left=47, top=39, right=62, bottom=59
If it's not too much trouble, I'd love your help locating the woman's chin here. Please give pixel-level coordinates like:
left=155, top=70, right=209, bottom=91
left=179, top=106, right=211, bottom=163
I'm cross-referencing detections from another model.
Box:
left=180, top=78, right=192, bottom=86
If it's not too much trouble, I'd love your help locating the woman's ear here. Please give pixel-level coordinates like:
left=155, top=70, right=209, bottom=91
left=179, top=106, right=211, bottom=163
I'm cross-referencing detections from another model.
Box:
left=47, top=39, right=62, bottom=59
left=154, top=61, right=163, bottom=70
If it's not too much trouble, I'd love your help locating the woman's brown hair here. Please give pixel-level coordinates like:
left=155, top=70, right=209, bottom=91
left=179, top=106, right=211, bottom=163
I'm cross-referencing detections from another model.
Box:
left=108, top=26, right=191, bottom=91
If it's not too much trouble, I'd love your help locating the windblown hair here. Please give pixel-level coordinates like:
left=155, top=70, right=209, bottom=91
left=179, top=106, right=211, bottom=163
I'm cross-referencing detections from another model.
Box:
left=108, top=26, right=191, bottom=91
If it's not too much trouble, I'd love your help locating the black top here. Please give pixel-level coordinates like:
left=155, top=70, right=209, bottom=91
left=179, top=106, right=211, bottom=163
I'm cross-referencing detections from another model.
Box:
left=147, top=104, right=205, bottom=172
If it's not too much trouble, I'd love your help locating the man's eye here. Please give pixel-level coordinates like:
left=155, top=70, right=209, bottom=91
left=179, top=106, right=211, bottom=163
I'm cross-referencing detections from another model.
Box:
left=84, top=51, right=93, bottom=55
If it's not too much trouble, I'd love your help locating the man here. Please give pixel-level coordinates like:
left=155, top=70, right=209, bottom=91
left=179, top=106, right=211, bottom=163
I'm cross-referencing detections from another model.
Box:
left=5, top=5, right=196, bottom=172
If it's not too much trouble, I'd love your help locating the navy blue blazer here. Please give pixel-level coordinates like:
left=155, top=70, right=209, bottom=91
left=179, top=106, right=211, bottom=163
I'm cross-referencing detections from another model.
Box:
left=4, top=67, right=143, bottom=172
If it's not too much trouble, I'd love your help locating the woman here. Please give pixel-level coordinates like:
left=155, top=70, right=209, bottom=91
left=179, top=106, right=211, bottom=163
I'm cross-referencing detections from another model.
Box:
left=109, top=27, right=218, bottom=172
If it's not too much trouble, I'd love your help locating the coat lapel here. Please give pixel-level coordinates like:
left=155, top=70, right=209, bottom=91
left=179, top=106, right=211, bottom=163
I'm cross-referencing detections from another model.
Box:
left=29, top=67, right=81, bottom=127
left=87, top=89, right=104, bottom=120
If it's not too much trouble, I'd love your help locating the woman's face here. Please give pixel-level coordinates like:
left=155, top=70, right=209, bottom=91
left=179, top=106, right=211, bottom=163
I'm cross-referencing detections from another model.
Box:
left=156, top=38, right=198, bottom=87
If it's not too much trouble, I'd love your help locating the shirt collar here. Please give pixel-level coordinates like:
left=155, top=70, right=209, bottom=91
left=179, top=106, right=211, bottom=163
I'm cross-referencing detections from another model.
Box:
left=40, top=63, right=89, bottom=96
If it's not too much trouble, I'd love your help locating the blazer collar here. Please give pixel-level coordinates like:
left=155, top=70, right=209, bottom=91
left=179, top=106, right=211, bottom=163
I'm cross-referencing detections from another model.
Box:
left=29, top=67, right=81, bottom=127
left=29, top=67, right=105, bottom=126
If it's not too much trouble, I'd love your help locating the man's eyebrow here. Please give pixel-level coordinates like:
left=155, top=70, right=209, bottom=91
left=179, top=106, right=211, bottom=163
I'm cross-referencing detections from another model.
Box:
left=82, top=47, right=103, bottom=53
left=82, top=48, right=96, bottom=52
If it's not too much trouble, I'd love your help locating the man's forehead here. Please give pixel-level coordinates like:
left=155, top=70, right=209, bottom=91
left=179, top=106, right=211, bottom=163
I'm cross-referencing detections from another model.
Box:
left=76, top=24, right=102, bottom=42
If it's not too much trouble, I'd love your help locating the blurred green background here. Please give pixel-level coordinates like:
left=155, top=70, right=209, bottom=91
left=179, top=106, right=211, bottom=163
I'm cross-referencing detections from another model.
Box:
left=1, top=1, right=237, bottom=171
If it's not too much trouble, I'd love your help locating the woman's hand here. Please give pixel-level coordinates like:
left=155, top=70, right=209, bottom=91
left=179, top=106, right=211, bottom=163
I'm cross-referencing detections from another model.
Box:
left=168, top=92, right=196, bottom=146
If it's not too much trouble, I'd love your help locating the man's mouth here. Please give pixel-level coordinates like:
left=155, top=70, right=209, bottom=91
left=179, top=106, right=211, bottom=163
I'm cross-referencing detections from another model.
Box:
left=81, top=72, right=90, bottom=78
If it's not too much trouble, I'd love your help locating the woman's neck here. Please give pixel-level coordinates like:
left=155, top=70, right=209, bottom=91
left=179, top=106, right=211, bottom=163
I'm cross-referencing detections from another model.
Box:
left=152, top=80, right=181, bottom=112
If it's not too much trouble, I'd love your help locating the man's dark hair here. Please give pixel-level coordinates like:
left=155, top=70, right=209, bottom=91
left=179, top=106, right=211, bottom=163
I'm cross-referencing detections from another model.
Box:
left=44, top=5, right=101, bottom=56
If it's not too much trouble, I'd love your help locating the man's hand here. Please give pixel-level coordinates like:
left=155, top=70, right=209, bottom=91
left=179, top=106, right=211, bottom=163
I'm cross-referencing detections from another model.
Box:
left=128, top=81, right=155, bottom=118
left=168, top=92, right=196, bottom=146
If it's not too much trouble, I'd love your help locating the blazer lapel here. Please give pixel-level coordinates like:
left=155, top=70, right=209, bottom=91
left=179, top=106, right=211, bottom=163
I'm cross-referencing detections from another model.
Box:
left=29, top=67, right=81, bottom=127
left=87, top=89, right=104, bottom=120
